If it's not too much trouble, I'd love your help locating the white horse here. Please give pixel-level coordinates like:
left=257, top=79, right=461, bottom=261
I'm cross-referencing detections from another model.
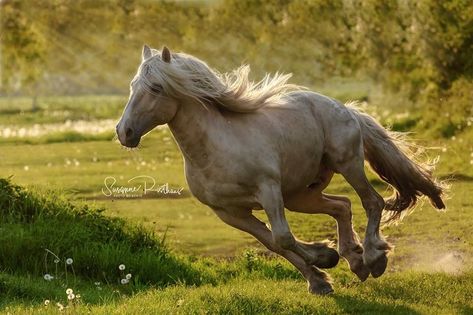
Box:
left=116, top=45, right=445, bottom=294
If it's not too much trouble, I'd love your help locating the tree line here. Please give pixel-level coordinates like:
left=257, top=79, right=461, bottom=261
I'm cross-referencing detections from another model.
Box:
left=1, top=0, right=471, bottom=134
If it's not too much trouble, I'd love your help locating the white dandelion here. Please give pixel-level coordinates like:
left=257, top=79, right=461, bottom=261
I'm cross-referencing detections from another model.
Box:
left=125, top=273, right=132, bottom=280
left=118, top=264, right=125, bottom=270
left=66, top=288, right=73, bottom=295
left=66, top=258, right=73, bottom=265
left=43, top=274, right=53, bottom=281
left=44, top=300, right=50, bottom=306
left=56, top=303, right=64, bottom=311
left=67, top=293, right=75, bottom=300
left=121, top=278, right=129, bottom=285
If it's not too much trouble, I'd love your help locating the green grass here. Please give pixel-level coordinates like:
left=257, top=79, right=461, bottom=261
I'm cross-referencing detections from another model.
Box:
left=0, top=95, right=126, bottom=126
left=0, top=179, right=472, bottom=314
left=0, top=178, right=204, bottom=287
left=1, top=130, right=116, bottom=145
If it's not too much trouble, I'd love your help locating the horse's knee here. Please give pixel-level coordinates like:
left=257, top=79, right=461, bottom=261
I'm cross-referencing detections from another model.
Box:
left=273, top=232, right=296, bottom=250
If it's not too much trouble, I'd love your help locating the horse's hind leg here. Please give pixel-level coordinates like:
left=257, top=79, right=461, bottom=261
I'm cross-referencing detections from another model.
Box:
left=285, top=186, right=370, bottom=281
left=326, top=117, right=390, bottom=278
left=336, top=156, right=391, bottom=278
left=212, top=208, right=334, bottom=295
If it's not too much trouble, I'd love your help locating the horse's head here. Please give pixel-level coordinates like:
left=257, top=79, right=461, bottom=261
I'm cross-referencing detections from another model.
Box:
left=116, top=45, right=179, bottom=148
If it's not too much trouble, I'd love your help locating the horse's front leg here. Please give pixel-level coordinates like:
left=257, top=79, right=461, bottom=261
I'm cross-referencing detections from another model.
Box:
left=257, top=182, right=339, bottom=269
left=212, top=207, right=334, bottom=295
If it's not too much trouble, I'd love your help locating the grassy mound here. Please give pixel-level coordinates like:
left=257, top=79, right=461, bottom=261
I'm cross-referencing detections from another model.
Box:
left=0, top=178, right=203, bottom=287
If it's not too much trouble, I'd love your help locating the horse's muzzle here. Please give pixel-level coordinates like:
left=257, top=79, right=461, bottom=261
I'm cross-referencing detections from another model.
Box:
left=116, top=124, right=141, bottom=148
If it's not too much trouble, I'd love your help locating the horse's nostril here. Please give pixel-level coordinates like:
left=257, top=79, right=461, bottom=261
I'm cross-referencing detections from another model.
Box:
left=125, top=128, right=133, bottom=138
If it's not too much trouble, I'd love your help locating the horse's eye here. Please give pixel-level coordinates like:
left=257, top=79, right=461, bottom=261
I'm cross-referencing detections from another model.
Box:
left=150, top=84, right=162, bottom=94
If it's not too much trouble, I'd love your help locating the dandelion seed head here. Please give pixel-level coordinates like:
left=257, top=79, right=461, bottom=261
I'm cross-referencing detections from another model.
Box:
left=66, top=258, right=73, bottom=265
left=44, top=274, right=53, bottom=281
left=44, top=300, right=50, bottom=306
left=56, top=303, right=64, bottom=311
left=67, top=293, right=75, bottom=300
left=66, top=288, right=73, bottom=295
left=126, top=273, right=132, bottom=280
left=119, top=264, right=125, bottom=270
left=54, top=258, right=60, bottom=264
left=121, top=278, right=129, bottom=284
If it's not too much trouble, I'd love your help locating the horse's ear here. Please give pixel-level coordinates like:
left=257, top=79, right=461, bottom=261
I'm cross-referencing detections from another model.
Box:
left=142, top=45, right=152, bottom=61
left=162, top=46, right=171, bottom=63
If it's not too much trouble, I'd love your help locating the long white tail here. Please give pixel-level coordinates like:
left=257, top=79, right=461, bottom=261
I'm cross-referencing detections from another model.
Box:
left=347, top=104, right=446, bottom=223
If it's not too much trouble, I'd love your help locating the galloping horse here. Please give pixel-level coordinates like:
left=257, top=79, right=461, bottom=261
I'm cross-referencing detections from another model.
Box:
left=116, top=45, right=445, bottom=294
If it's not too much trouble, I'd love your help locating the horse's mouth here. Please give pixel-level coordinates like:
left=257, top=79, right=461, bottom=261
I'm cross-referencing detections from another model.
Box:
left=120, top=135, right=141, bottom=148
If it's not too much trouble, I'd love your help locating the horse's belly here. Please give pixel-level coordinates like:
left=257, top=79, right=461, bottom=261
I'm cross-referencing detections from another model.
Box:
left=185, top=164, right=260, bottom=210
left=280, top=149, right=324, bottom=196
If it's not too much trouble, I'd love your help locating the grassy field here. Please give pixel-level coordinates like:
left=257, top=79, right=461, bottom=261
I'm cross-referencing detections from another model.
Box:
left=1, top=94, right=472, bottom=314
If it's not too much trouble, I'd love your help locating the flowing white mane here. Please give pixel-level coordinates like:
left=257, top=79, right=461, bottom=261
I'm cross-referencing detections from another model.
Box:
left=136, top=50, right=301, bottom=112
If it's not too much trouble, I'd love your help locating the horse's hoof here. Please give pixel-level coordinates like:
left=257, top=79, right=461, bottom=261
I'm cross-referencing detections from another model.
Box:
left=308, top=282, right=334, bottom=295
left=352, top=264, right=370, bottom=282
left=369, top=254, right=388, bottom=278
left=314, top=247, right=340, bottom=269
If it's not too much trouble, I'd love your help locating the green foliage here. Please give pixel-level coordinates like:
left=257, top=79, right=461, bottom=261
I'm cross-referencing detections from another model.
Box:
left=1, top=1, right=471, bottom=99
left=0, top=0, right=46, bottom=94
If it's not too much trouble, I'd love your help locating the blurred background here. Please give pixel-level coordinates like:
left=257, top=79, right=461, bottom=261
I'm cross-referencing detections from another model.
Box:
left=0, top=0, right=472, bottom=256
left=2, top=0, right=472, bottom=120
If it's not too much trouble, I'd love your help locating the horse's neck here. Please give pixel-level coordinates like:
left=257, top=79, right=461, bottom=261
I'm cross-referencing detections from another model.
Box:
left=168, top=99, right=222, bottom=168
